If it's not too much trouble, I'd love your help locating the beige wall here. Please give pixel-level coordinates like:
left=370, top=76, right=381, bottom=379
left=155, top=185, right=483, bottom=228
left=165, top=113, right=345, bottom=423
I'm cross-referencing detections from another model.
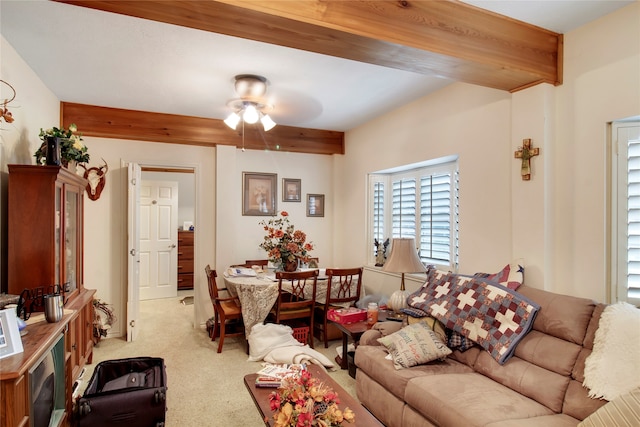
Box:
left=1, top=2, right=638, bottom=336
left=338, top=83, right=514, bottom=296
left=79, top=138, right=216, bottom=336
left=338, top=2, right=640, bottom=302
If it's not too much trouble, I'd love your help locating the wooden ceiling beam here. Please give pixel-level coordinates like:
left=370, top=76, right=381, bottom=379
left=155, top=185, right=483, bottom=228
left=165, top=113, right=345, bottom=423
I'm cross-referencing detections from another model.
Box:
left=61, top=102, right=344, bottom=155
left=60, top=0, right=562, bottom=92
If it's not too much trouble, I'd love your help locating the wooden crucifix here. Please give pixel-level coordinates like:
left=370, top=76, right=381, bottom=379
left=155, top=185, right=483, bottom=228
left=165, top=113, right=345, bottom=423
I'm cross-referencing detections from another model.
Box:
left=514, top=138, right=540, bottom=181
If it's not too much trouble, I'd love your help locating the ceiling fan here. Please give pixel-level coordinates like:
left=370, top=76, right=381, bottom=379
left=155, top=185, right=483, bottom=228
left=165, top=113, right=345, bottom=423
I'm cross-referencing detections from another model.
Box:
left=223, top=74, right=276, bottom=132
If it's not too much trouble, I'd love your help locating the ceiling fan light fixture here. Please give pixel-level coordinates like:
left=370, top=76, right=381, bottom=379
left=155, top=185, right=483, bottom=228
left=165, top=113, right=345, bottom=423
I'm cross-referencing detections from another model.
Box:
left=261, top=114, right=276, bottom=131
left=223, top=74, right=276, bottom=133
left=224, top=112, right=241, bottom=130
left=242, top=103, right=259, bottom=124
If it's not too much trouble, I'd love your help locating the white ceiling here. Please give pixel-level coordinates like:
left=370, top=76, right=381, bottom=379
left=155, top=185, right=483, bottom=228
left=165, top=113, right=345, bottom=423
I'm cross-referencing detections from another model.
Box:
left=1, top=1, right=634, bottom=132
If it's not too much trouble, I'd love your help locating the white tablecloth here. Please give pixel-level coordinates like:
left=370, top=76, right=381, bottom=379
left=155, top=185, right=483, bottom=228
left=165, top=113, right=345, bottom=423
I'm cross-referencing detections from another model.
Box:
left=222, top=270, right=361, bottom=336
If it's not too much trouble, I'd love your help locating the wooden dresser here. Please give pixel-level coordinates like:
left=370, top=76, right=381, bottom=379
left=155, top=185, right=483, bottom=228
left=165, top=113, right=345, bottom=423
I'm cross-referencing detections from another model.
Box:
left=177, top=230, right=194, bottom=290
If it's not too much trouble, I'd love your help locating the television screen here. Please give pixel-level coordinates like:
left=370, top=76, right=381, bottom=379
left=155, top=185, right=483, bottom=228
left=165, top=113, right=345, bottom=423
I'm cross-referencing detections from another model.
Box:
left=29, top=334, right=65, bottom=427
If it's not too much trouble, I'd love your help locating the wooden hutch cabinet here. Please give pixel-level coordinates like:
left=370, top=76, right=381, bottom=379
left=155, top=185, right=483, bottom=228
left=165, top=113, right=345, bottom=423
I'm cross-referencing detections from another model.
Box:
left=177, top=230, right=194, bottom=290
left=3, top=164, right=95, bottom=427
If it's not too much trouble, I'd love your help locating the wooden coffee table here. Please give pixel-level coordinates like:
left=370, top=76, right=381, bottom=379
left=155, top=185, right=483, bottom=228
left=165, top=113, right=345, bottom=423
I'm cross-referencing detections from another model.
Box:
left=330, top=310, right=389, bottom=369
left=244, top=364, right=383, bottom=426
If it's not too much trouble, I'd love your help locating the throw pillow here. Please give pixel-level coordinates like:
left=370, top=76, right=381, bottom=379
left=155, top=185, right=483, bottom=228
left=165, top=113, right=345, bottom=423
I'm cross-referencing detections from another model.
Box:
left=405, top=314, right=447, bottom=342
left=447, top=329, right=476, bottom=352
left=377, top=322, right=452, bottom=370
left=578, top=387, right=640, bottom=427
left=473, top=262, right=524, bottom=290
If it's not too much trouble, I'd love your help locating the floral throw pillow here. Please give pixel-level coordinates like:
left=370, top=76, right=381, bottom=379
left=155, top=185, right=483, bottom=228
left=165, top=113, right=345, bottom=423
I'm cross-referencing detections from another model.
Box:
left=377, top=322, right=452, bottom=370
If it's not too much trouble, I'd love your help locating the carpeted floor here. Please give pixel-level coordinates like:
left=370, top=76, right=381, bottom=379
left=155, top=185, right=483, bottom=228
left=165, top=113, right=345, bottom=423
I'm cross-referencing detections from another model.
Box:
left=82, top=291, right=358, bottom=426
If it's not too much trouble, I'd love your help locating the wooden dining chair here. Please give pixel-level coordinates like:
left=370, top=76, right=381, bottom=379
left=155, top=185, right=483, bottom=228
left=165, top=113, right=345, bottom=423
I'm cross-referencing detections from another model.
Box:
left=205, top=265, right=245, bottom=353
left=268, top=269, right=319, bottom=348
left=315, top=267, right=363, bottom=348
left=245, top=259, right=269, bottom=268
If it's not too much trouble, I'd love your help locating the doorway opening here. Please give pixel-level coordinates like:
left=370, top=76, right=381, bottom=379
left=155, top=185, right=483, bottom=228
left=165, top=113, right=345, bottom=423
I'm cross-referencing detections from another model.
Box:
left=140, top=166, right=196, bottom=301
left=127, top=161, right=202, bottom=343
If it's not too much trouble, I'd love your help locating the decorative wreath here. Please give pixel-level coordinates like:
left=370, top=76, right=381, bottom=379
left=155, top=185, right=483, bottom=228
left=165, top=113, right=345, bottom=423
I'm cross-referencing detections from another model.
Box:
left=93, top=299, right=116, bottom=339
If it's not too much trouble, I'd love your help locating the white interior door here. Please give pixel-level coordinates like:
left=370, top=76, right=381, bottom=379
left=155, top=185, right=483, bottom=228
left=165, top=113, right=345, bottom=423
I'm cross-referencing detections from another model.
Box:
left=127, top=162, right=141, bottom=342
left=139, top=180, right=179, bottom=300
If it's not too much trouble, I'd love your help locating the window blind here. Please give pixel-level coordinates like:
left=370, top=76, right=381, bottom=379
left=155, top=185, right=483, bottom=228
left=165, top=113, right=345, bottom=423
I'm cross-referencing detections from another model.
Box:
left=373, top=181, right=385, bottom=246
left=420, top=173, right=453, bottom=264
left=391, top=178, right=416, bottom=239
left=627, top=137, right=640, bottom=295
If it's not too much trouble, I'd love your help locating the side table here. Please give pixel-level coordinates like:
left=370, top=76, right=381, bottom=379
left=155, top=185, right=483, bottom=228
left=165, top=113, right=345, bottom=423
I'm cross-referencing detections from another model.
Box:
left=330, top=310, right=390, bottom=370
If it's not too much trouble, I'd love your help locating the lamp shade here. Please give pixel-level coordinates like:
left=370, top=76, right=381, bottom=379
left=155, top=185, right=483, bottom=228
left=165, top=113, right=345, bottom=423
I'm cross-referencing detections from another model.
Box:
left=383, top=237, right=426, bottom=314
left=383, top=238, right=427, bottom=274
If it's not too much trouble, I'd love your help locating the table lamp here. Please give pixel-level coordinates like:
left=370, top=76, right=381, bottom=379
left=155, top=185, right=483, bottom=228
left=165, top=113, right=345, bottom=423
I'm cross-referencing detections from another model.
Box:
left=383, top=238, right=427, bottom=318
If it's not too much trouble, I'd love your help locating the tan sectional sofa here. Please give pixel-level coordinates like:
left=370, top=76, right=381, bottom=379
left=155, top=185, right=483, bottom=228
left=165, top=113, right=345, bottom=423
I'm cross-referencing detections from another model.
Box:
left=354, top=285, right=609, bottom=427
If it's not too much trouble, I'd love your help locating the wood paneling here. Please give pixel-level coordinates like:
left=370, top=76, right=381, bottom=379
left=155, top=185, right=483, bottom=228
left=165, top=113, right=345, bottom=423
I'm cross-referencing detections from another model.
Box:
left=61, top=0, right=562, bottom=91
left=61, top=102, right=345, bottom=155
left=57, top=0, right=563, bottom=154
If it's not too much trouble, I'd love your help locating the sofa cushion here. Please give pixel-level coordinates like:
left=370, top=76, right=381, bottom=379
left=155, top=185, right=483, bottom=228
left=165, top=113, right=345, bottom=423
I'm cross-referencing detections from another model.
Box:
left=474, top=351, right=570, bottom=413
left=517, top=286, right=595, bottom=345
left=563, top=380, right=608, bottom=421
left=405, top=373, right=555, bottom=426
left=514, top=330, right=582, bottom=377
left=578, top=386, right=640, bottom=427
left=354, top=345, right=473, bottom=400
left=485, top=414, right=580, bottom=427
left=378, top=322, right=452, bottom=369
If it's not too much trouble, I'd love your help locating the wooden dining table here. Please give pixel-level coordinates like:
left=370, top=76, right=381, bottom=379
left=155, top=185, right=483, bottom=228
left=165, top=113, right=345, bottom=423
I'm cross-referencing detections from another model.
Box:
left=222, top=268, right=361, bottom=337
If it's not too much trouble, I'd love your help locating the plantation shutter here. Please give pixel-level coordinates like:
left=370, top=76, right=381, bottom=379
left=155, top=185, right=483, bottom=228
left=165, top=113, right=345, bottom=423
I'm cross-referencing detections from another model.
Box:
left=627, top=135, right=640, bottom=296
left=373, top=181, right=385, bottom=243
left=392, top=178, right=416, bottom=239
left=420, top=172, right=455, bottom=264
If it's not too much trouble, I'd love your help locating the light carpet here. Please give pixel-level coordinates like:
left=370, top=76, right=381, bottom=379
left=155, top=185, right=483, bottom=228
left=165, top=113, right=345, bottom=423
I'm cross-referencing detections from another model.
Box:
left=80, top=291, right=358, bottom=426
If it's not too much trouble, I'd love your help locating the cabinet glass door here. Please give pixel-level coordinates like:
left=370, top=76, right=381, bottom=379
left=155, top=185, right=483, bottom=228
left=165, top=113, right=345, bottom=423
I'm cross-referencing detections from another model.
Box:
left=65, top=188, right=78, bottom=294
left=55, top=185, right=62, bottom=288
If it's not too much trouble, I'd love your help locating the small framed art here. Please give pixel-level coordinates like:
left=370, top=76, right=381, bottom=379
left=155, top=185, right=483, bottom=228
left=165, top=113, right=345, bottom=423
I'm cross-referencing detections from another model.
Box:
left=243, top=172, right=277, bottom=216
left=0, top=308, right=24, bottom=360
left=282, top=178, right=302, bottom=202
left=307, top=194, right=325, bottom=217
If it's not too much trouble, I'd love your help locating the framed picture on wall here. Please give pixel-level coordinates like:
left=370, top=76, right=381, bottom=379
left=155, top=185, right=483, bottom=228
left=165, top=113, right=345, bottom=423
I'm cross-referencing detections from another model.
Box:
left=0, top=308, right=24, bottom=360
left=282, top=178, right=302, bottom=202
left=307, top=194, right=325, bottom=217
left=243, top=172, right=277, bottom=216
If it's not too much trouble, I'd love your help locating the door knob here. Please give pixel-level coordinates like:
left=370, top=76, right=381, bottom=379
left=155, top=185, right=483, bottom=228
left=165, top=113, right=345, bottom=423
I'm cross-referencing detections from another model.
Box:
left=169, top=244, right=176, bottom=249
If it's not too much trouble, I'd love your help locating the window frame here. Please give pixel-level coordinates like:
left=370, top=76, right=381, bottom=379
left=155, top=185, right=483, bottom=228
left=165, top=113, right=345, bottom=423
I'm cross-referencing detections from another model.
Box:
left=611, top=120, right=640, bottom=305
left=367, top=156, right=459, bottom=271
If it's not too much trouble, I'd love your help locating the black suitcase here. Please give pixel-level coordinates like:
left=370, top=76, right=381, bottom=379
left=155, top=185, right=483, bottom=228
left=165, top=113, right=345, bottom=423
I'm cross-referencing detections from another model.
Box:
left=76, top=357, right=167, bottom=427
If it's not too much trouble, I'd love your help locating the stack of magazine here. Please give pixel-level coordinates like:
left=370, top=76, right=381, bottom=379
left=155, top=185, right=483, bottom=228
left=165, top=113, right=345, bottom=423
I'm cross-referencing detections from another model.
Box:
left=254, top=363, right=307, bottom=388
left=224, top=267, right=257, bottom=277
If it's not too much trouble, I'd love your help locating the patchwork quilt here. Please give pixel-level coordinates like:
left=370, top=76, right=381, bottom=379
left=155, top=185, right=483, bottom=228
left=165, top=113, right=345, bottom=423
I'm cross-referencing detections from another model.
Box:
left=407, top=269, right=540, bottom=364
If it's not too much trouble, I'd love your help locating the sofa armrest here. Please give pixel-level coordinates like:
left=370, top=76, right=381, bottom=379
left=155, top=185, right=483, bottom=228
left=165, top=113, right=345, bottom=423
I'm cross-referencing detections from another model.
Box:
left=359, top=329, right=383, bottom=345
left=359, top=321, right=404, bottom=346
left=374, top=321, right=403, bottom=336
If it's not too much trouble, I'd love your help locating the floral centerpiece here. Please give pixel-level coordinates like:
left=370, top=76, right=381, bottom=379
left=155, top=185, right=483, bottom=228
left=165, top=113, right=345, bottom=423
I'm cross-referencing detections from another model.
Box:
left=259, top=211, right=314, bottom=271
left=268, top=370, right=355, bottom=427
left=34, top=123, right=90, bottom=166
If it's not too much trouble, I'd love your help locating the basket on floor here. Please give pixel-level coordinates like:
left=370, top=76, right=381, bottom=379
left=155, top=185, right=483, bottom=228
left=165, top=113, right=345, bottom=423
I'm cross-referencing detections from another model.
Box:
left=292, top=326, right=310, bottom=345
